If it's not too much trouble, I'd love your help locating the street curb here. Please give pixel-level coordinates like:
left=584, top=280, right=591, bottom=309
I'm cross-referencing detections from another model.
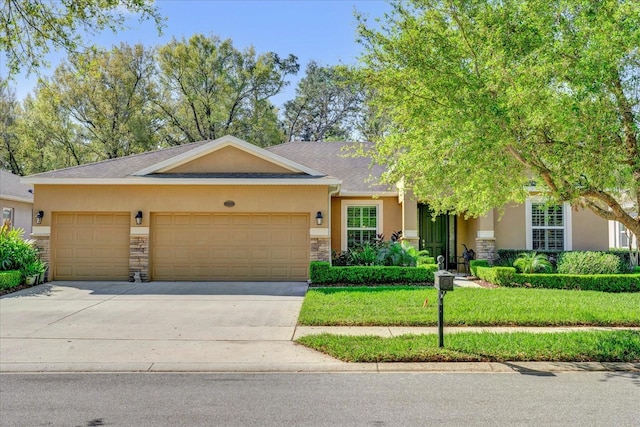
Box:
left=2, top=361, right=639, bottom=374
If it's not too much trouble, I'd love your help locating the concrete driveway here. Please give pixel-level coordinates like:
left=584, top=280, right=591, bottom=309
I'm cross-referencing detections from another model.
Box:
left=0, top=281, right=343, bottom=372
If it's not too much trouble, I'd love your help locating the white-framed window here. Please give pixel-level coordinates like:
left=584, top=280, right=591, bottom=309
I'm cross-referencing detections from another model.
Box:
left=525, top=199, right=572, bottom=251
left=341, top=200, right=383, bottom=250
left=619, top=222, right=630, bottom=248
left=2, top=207, right=14, bottom=229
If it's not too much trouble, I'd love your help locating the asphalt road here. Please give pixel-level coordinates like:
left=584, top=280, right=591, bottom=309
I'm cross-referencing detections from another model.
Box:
left=1, top=372, right=639, bottom=426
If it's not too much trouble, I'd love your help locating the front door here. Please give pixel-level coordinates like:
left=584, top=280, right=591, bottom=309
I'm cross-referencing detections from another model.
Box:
left=418, top=205, right=456, bottom=269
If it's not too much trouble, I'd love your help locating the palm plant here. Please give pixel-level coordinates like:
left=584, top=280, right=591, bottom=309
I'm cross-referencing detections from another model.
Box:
left=513, top=252, right=553, bottom=274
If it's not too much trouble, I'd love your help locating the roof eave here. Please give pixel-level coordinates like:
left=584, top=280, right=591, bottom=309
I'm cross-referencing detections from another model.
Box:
left=20, top=177, right=343, bottom=186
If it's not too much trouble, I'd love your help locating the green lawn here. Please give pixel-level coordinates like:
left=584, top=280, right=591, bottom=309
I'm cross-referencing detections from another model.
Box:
left=298, top=287, right=640, bottom=327
left=296, top=330, right=640, bottom=363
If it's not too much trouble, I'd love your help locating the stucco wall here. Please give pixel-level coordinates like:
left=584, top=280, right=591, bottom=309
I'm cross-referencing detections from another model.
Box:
left=495, top=203, right=526, bottom=249
left=572, top=208, right=608, bottom=250
left=166, top=146, right=294, bottom=174
left=33, top=184, right=329, bottom=228
left=0, top=198, right=32, bottom=236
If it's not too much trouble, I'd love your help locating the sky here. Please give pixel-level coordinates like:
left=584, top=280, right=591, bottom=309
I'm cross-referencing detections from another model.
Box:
left=8, top=0, right=392, bottom=108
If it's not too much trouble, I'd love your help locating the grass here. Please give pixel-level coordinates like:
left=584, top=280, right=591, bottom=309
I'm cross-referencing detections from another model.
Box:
left=296, top=330, right=640, bottom=363
left=298, top=286, right=640, bottom=327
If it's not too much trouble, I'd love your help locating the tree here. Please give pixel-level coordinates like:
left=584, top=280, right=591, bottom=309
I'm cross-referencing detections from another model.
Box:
left=0, top=80, right=23, bottom=174
left=156, top=34, right=298, bottom=147
left=21, top=43, right=159, bottom=167
left=283, top=62, right=365, bottom=142
left=0, top=0, right=162, bottom=78
left=358, top=0, right=640, bottom=239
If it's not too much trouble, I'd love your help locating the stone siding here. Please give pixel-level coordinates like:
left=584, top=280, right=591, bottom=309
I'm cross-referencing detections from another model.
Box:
left=475, top=238, right=496, bottom=262
left=33, top=235, right=50, bottom=281
left=310, top=237, right=330, bottom=262
left=129, top=234, right=149, bottom=282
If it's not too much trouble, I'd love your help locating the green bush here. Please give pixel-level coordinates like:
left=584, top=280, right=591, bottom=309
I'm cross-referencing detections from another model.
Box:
left=0, top=226, right=39, bottom=272
left=469, top=260, right=489, bottom=277
left=557, top=251, right=621, bottom=275
left=495, top=249, right=560, bottom=267
left=633, top=266, right=640, bottom=274
left=310, top=261, right=437, bottom=285
left=513, top=252, right=552, bottom=274
left=0, top=270, right=22, bottom=289
left=510, top=273, right=640, bottom=293
left=476, top=266, right=516, bottom=286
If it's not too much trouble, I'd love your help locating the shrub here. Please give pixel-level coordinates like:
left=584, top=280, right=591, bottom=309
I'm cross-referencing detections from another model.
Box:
left=0, top=225, right=39, bottom=272
left=469, top=260, right=489, bottom=277
left=510, top=273, right=640, bottom=293
left=513, top=252, right=552, bottom=274
left=0, top=270, right=22, bottom=289
left=633, top=266, right=640, bottom=274
left=310, top=261, right=437, bottom=285
left=495, top=249, right=560, bottom=268
left=557, top=251, right=621, bottom=275
left=476, top=266, right=516, bottom=286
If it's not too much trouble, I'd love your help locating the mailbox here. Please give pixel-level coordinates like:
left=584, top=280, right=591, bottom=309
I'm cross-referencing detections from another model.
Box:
left=434, top=270, right=454, bottom=291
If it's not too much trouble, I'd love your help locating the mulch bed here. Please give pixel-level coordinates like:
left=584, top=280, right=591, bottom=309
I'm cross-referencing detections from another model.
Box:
left=0, top=283, right=41, bottom=297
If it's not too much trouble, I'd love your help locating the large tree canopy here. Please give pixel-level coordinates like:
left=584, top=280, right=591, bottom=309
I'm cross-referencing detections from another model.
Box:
left=156, top=34, right=298, bottom=147
left=0, top=0, right=162, bottom=78
left=359, top=0, right=640, bottom=239
left=283, top=62, right=364, bottom=142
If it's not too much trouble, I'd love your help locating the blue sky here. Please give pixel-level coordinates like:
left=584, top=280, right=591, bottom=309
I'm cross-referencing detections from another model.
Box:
left=10, top=0, right=391, bottom=107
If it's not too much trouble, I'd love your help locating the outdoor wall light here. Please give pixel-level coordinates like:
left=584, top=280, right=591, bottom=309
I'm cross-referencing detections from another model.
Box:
left=315, top=211, right=323, bottom=225
left=35, top=210, right=44, bottom=225
left=135, top=211, right=143, bottom=225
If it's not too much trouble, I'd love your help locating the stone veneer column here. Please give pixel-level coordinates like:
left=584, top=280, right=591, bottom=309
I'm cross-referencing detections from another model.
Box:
left=310, top=227, right=330, bottom=262
left=32, top=234, right=50, bottom=281
left=129, top=231, right=149, bottom=282
left=475, top=237, right=496, bottom=262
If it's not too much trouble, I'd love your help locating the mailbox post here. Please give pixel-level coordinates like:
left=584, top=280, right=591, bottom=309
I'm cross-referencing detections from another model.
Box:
left=434, top=255, right=454, bottom=348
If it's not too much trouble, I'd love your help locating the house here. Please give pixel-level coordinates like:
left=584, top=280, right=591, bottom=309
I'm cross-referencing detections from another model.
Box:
left=1, top=169, right=34, bottom=235
left=22, top=135, right=608, bottom=282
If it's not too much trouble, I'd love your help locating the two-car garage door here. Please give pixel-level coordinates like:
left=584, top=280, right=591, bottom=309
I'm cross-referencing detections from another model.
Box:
left=52, top=212, right=310, bottom=281
left=151, top=213, right=309, bottom=281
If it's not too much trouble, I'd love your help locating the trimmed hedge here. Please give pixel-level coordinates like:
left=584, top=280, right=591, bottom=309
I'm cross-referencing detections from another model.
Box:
left=476, top=266, right=516, bottom=286
left=310, top=261, right=437, bottom=285
left=510, top=273, right=640, bottom=293
left=0, top=270, right=22, bottom=290
left=469, top=260, right=489, bottom=277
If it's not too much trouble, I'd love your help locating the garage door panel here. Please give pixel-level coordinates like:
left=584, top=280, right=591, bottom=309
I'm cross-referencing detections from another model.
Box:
left=53, top=212, right=129, bottom=281
left=151, top=212, right=309, bottom=281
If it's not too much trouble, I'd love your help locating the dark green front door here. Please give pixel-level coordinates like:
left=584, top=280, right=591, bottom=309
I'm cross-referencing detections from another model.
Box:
left=419, top=204, right=456, bottom=269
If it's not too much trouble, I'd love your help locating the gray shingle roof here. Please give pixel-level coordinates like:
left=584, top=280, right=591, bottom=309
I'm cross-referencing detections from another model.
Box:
left=24, top=138, right=392, bottom=194
left=0, top=170, right=34, bottom=202
left=267, top=141, right=391, bottom=193
left=27, top=141, right=207, bottom=179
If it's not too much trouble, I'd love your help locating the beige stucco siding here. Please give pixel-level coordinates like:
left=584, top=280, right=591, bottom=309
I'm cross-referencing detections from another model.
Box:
left=34, top=184, right=329, bottom=226
left=495, top=203, right=526, bottom=249
left=572, top=208, right=608, bottom=250
left=165, top=146, right=295, bottom=174
left=0, top=198, right=32, bottom=235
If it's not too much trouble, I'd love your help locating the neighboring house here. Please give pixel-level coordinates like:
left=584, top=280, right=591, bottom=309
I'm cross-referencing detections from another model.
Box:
left=0, top=169, right=34, bottom=235
left=22, top=135, right=608, bottom=282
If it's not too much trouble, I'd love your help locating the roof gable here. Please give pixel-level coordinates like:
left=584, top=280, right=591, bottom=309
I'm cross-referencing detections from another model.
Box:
left=134, top=135, right=325, bottom=177
left=0, top=170, right=33, bottom=203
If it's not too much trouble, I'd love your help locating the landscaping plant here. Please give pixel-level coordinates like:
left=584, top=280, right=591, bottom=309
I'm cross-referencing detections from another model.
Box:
left=557, top=251, right=621, bottom=275
left=513, top=252, right=553, bottom=274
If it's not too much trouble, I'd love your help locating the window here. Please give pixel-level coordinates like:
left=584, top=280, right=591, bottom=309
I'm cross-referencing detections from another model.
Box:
left=526, top=199, right=571, bottom=251
left=341, top=200, right=383, bottom=250
left=619, top=222, right=630, bottom=248
left=2, top=207, right=13, bottom=229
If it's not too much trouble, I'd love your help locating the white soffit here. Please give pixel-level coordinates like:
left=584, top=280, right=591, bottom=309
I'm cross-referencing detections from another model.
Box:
left=132, top=135, right=327, bottom=177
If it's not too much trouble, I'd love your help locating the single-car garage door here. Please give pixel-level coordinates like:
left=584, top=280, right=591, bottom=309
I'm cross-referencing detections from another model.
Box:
left=52, top=212, right=130, bottom=280
left=151, top=213, right=309, bottom=281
